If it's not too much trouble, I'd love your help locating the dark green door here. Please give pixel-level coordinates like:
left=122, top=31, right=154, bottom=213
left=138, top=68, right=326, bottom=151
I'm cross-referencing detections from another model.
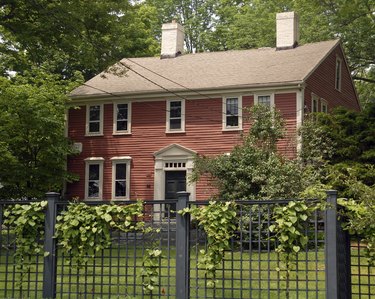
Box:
left=165, top=171, right=186, bottom=217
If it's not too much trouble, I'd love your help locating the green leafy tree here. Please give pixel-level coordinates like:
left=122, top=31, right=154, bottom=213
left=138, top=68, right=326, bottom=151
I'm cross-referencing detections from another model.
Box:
left=0, top=69, right=82, bottom=199
left=0, top=0, right=159, bottom=79
left=192, top=105, right=303, bottom=200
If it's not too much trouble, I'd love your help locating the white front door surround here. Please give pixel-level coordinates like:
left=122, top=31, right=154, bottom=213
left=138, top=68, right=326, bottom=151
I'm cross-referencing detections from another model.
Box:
left=153, top=144, right=196, bottom=201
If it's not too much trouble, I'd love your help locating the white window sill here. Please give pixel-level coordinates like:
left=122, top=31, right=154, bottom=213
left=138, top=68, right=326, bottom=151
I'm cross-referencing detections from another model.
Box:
left=83, top=198, right=102, bottom=201
left=113, top=132, right=132, bottom=136
left=110, top=198, right=130, bottom=201
left=166, top=130, right=186, bottom=134
left=85, top=133, right=104, bottom=137
left=222, top=127, right=243, bottom=132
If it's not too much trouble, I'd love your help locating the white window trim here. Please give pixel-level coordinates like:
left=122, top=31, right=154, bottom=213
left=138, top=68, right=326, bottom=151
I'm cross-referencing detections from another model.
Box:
left=84, top=157, right=104, bottom=201
left=85, top=104, right=104, bottom=136
left=254, top=93, right=275, bottom=107
left=222, top=96, right=243, bottom=131
left=166, top=99, right=185, bottom=133
left=113, top=101, right=132, bottom=135
left=111, top=156, right=131, bottom=201
left=311, top=94, right=319, bottom=113
left=321, top=99, right=328, bottom=113
left=335, top=57, right=342, bottom=92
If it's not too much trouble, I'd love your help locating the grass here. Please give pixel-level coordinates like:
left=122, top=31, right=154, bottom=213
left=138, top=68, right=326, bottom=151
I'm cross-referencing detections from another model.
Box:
left=0, top=242, right=374, bottom=298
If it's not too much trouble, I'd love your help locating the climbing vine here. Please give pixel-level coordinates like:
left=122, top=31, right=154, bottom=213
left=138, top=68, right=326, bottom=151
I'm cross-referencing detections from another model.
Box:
left=338, top=197, right=375, bottom=265
left=3, top=201, right=48, bottom=283
left=269, top=200, right=315, bottom=298
left=54, top=201, right=148, bottom=267
left=179, top=201, right=237, bottom=288
left=140, top=247, right=164, bottom=293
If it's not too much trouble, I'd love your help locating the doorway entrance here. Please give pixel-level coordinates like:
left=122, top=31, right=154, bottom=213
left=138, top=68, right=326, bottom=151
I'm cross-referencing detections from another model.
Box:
left=165, top=170, right=186, bottom=217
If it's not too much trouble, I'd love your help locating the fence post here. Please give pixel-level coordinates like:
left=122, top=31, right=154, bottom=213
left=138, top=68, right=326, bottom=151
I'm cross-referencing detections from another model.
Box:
left=176, top=192, right=190, bottom=299
left=42, top=192, right=59, bottom=299
left=325, top=190, right=352, bottom=299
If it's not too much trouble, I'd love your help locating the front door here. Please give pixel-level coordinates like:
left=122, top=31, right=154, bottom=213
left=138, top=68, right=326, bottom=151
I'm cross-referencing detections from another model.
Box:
left=165, top=171, right=186, bottom=217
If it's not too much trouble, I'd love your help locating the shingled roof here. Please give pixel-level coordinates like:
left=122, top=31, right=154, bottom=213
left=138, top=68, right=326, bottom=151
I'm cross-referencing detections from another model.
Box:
left=70, top=39, right=340, bottom=98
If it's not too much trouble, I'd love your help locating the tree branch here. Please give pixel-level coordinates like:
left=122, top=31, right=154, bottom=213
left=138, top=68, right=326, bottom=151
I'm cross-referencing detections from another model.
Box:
left=353, top=76, right=375, bottom=84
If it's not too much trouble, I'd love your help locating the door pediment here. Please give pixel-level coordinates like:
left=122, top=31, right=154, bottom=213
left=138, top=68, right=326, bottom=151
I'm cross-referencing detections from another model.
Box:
left=154, top=143, right=196, bottom=159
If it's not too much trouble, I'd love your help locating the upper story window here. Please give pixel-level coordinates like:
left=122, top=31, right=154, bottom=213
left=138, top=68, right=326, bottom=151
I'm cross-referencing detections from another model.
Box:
left=321, top=99, right=328, bottom=113
left=257, top=95, right=271, bottom=107
left=84, top=157, right=104, bottom=200
left=335, top=57, right=342, bottom=91
left=223, top=96, right=242, bottom=130
left=166, top=99, right=185, bottom=133
left=113, top=102, right=131, bottom=134
left=86, top=104, right=103, bottom=136
left=312, top=94, right=319, bottom=113
left=111, top=157, right=131, bottom=200
left=255, top=94, right=274, bottom=107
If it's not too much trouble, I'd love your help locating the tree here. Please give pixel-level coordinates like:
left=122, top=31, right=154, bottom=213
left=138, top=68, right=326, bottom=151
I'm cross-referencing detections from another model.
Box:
left=0, top=0, right=159, bottom=79
left=191, top=105, right=304, bottom=200
left=0, top=69, right=82, bottom=199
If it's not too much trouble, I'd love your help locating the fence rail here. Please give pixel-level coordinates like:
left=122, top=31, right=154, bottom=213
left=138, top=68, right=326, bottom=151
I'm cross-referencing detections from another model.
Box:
left=0, top=192, right=374, bottom=298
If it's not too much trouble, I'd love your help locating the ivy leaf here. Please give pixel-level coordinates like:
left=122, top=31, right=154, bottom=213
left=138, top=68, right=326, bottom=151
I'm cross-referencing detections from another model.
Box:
left=293, top=246, right=300, bottom=253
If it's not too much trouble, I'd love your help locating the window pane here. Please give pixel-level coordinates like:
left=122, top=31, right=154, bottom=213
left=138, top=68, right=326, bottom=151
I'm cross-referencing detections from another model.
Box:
left=89, top=106, right=100, bottom=121
left=226, top=98, right=238, bottom=115
left=89, top=122, right=100, bottom=133
left=88, top=181, right=99, bottom=197
left=117, top=120, right=128, bottom=131
left=227, top=115, right=238, bottom=127
left=115, top=181, right=126, bottom=197
left=258, top=96, right=271, bottom=106
left=89, top=164, right=99, bottom=180
left=116, top=163, right=127, bottom=180
left=117, top=104, right=128, bottom=120
left=170, top=101, right=181, bottom=118
left=170, top=118, right=181, bottom=129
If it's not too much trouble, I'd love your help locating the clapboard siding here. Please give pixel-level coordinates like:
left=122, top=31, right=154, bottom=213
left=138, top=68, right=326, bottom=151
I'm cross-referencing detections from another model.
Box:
left=275, top=93, right=297, bottom=158
left=66, top=93, right=299, bottom=200
left=305, top=44, right=360, bottom=112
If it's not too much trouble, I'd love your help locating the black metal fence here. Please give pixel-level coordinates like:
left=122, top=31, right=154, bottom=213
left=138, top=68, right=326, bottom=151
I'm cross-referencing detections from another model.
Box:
left=0, top=191, right=373, bottom=298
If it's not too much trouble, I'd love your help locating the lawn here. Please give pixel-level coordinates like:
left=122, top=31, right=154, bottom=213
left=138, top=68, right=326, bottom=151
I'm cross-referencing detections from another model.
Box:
left=0, top=242, right=374, bottom=298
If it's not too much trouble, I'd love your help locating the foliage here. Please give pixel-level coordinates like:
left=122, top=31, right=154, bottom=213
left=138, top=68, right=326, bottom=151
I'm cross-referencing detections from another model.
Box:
left=0, top=69, right=82, bottom=199
left=140, top=247, right=164, bottom=293
left=0, top=0, right=159, bottom=79
left=3, top=201, right=48, bottom=283
left=269, top=200, right=315, bottom=298
left=311, top=104, right=375, bottom=196
left=179, top=201, right=237, bottom=287
left=192, top=105, right=303, bottom=200
left=54, top=201, right=147, bottom=268
left=337, top=177, right=375, bottom=265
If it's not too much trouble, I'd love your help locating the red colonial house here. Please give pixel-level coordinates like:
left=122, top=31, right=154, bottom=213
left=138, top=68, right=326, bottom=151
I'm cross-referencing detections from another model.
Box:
left=65, top=12, right=359, bottom=202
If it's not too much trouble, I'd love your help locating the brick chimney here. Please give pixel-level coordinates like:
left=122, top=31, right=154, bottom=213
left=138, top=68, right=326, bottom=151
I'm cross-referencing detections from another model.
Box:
left=161, top=20, right=185, bottom=59
left=276, top=12, right=299, bottom=50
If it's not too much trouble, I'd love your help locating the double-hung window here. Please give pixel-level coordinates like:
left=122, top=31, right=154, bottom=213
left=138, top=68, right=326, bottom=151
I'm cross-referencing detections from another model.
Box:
left=166, top=99, right=185, bottom=132
left=255, top=94, right=274, bottom=107
left=84, top=158, right=104, bottom=200
left=113, top=102, right=131, bottom=134
left=321, top=99, right=328, bottom=113
left=312, top=94, right=319, bottom=113
left=223, top=96, right=242, bottom=130
left=86, top=104, right=103, bottom=135
left=335, top=57, right=342, bottom=91
left=257, top=95, right=271, bottom=107
left=111, top=157, right=131, bottom=200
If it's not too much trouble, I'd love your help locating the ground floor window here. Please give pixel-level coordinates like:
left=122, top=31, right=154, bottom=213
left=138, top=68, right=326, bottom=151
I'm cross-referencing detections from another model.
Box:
left=111, top=156, right=131, bottom=200
left=84, top=157, right=104, bottom=200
